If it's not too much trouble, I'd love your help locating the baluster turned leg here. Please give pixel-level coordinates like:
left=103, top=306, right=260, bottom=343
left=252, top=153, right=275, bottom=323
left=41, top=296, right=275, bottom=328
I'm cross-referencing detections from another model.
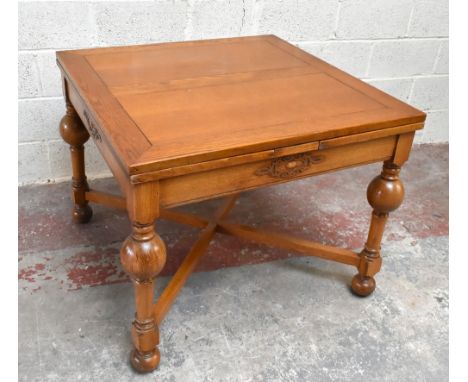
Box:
left=59, top=101, right=92, bottom=223
left=351, top=161, right=405, bottom=297
left=120, top=183, right=167, bottom=372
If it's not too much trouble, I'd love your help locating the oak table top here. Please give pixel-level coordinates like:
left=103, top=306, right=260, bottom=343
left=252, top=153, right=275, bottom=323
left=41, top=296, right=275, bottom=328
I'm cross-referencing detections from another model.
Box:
left=57, top=35, right=425, bottom=176
left=56, top=35, right=426, bottom=374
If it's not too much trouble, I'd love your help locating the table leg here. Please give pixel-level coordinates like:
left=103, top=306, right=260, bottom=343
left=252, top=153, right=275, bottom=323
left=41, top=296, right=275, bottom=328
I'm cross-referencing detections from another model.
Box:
left=59, top=101, right=92, bottom=223
left=120, top=183, right=166, bottom=373
left=352, top=161, right=405, bottom=297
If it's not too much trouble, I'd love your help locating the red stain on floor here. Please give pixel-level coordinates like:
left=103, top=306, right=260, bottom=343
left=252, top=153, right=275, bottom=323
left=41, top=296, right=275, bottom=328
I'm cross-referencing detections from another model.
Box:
left=35, top=263, right=45, bottom=271
left=18, top=267, right=37, bottom=283
left=67, top=264, right=120, bottom=290
left=18, top=263, right=46, bottom=283
left=64, top=247, right=128, bottom=290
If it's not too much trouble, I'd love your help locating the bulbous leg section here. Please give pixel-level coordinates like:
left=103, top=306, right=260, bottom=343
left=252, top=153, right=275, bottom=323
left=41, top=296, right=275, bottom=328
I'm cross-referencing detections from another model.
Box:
left=366, top=162, right=404, bottom=214
left=353, top=161, right=405, bottom=297
left=59, top=107, right=90, bottom=147
left=120, top=225, right=166, bottom=279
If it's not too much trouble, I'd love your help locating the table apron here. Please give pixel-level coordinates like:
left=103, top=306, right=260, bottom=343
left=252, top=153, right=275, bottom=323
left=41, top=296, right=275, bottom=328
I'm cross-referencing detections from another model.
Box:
left=159, top=134, right=398, bottom=208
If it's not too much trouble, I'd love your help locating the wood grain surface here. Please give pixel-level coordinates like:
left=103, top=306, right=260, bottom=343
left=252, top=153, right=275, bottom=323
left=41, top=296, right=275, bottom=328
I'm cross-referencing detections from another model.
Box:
left=57, top=35, right=426, bottom=175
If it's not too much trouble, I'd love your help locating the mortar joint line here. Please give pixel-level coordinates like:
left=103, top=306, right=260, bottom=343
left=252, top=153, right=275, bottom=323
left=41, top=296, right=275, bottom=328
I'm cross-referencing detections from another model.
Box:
left=431, top=41, right=444, bottom=74
left=405, top=4, right=416, bottom=37
left=332, top=0, right=342, bottom=40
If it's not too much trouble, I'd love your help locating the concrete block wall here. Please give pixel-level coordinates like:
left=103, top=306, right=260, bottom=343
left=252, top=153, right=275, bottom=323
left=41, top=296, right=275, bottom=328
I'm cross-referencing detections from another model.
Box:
left=18, top=0, right=449, bottom=185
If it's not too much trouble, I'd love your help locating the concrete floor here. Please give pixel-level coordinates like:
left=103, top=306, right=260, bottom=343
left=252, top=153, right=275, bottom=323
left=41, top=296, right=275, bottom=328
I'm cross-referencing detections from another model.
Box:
left=19, top=144, right=448, bottom=381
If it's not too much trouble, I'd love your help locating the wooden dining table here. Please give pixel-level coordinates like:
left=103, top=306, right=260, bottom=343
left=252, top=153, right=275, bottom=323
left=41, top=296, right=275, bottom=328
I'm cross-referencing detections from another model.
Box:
left=56, top=35, right=425, bottom=373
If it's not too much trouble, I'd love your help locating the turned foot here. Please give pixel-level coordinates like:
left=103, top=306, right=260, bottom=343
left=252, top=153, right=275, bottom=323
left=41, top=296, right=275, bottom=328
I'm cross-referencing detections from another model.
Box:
left=351, top=274, right=376, bottom=297
left=72, top=204, right=93, bottom=224
left=130, top=348, right=161, bottom=373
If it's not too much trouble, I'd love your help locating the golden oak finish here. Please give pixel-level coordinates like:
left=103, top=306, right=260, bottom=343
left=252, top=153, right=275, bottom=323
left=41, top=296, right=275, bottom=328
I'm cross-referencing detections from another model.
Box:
left=85, top=190, right=126, bottom=210
left=352, top=162, right=405, bottom=296
left=59, top=92, right=92, bottom=224
left=120, top=182, right=166, bottom=372
left=154, top=195, right=239, bottom=325
left=216, top=222, right=359, bottom=266
left=56, top=35, right=426, bottom=374
left=57, top=35, right=425, bottom=176
left=159, top=135, right=398, bottom=208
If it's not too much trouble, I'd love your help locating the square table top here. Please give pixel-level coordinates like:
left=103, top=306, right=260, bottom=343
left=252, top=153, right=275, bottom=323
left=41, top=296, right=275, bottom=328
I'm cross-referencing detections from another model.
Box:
left=57, top=35, right=425, bottom=175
